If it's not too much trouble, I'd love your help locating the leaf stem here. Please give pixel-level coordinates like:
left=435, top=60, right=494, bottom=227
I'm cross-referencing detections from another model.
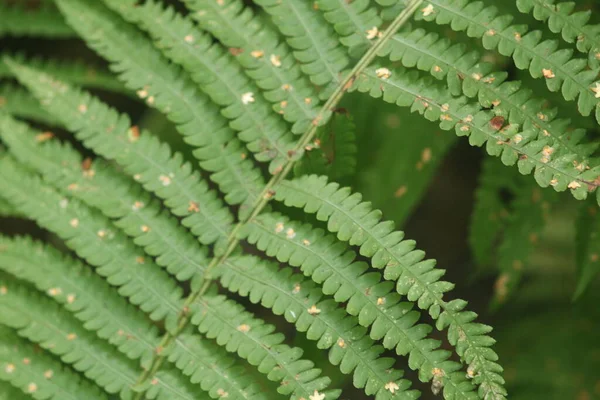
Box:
left=132, top=0, right=424, bottom=395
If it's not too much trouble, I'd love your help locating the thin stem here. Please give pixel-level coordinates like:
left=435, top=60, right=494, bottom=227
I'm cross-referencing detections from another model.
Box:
left=132, top=0, right=424, bottom=396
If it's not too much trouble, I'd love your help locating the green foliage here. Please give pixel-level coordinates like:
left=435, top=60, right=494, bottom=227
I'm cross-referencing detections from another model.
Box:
left=2, top=0, right=600, bottom=398
left=0, top=1, right=74, bottom=38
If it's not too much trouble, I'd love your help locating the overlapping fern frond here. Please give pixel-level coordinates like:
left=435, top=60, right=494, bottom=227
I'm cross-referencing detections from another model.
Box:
left=3, top=0, right=600, bottom=398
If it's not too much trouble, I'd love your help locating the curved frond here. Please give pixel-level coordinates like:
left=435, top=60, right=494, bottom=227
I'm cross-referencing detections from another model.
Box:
left=219, top=255, right=419, bottom=400
left=353, top=64, right=600, bottom=203
left=0, top=113, right=209, bottom=284
left=184, top=0, right=320, bottom=132
left=0, top=326, right=107, bottom=400
left=5, top=60, right=234, bottom=247
left=384, top=27, right=598, bottom=168
left=0, top=84, right=59, bottom=126
left=52, top=0, right=265, bottom=207
left=0, top=2, right=74, bottom=38
left=191, top=293, right=341, bottom=400
left=0, top=54, right=127, bottom=95
left=417, top=0, right=600, bottom=123
left=242, top=212, right=476, bottom=398
left=255, top=0, right=349, bottom=98
left=516, top=0, right=600, bottom=69
left=316, top=0, right=382, bottom=57
left=275, top=175, right=506, bottom=400
left=0, top=157, right=185, bottom=324
left=101, top=0, right=297, bottom=168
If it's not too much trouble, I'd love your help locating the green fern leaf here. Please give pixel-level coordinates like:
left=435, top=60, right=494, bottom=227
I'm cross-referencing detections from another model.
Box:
left=493, top=182, right=557, bottom=307
left=316, top=0, right=382, bottom=57
left=0, top=234, right=273, bottom=400
left=353, top=64, right=600, bottom=203
left=294, top=112, right=357, bottom=181
left=573, top=203, right=600, bottom=299
left=0, top=2, right=74, bottom=38
left=0, top=53, right=127, bottom=95
left=516, top=0, right=600, bottom=69
left=166, top=330, right=275, bottom=400
left=255, top=0, right=349, bottom=98
left=0, top=196, right=17, bottom=217
left=0, top=235, right=161, bottom=363
left=0, top=381, right=30, bottom=400
left=349, top=94, right=457, bottom=225
left=0, top=157, right=185, bottom=324
left=5, top=60, right=234, bottom=247
left=219, top=254, right=419, bottom=399
left=469, top=157, right=517, bottom=268
left=275, top=175, right=507, bottom=400
left=242, top=212, right=477, bottom=398
left=0, top=326, right=107, bottom=400
left=0, top=279, right=198, bottom=400
left=0, top=84, right=59, bottom=127
left=190, top=292, right=341, bottom=400
left=100, top=0, right=298, bottom=167
left=416, top=0, right=600, bottom=124
left=51, top=0, right=265, bottom=208
left=0, top=113, right=210, bottom=284
left=183, top=0, right=320, bottom=132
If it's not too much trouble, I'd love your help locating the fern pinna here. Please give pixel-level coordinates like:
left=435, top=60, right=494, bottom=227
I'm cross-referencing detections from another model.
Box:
left=0, top=0, right=599, bottom=398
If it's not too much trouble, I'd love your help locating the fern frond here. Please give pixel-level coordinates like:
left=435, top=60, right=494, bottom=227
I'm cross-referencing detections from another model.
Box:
left=0, top=279, right=211, bottom=400
left=219, top=255, right=419, bottom=400
left=0, top=157, right=185, bottom=323
left=573, top=203, right=600, bottom=299
left=255, top=0, right=349, bottom=98
left=0, top=54, right=127, bottom=95
left=183, top=0, right=320, bottom=131
left=384, top=26, right=594, bottom=139
left=275, top=175, right=506, bottom=400
left=51, top=0, right=265, bottom=208
left=0, top=279, right=155, bottom=399
left=100, top=0, right=297, bottom=168
left=0, top=326, right=107, bottom=400
left=0, top=113, right=210, bottom=283
left=294, top=112, right=357, bottom=181
left=0, top=382, right=29, bottom=400
left=353, top=64, right=600, bottom=203
left=416, top=0, right=600, bottom=123
left=0, top=2, right=74, bottom=38
left=0, top=235, right=160, bottom=363
left=469, top=157, right=518, bottom=268
left=493, top=183, right=555, bottom=306
left=242, top=212, right=476, bottom=398
left=0, top=196, right=18, bottom=217
left=0, top=84, right=59, bottom=126
left=191, top=293, right=340, bottom=400
left=5, top=60, right=234, bottom=247
left=0, top=234, right=273, bottom=400
left=166, top=330, right=274, bottom=400
left=516, top=0, right=600, bottom=69
left=316, top=0, right=382, bottom=57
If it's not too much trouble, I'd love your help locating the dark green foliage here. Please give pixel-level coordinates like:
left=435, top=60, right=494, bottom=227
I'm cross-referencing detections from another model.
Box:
left=0, top=0, right=599, bottom=399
